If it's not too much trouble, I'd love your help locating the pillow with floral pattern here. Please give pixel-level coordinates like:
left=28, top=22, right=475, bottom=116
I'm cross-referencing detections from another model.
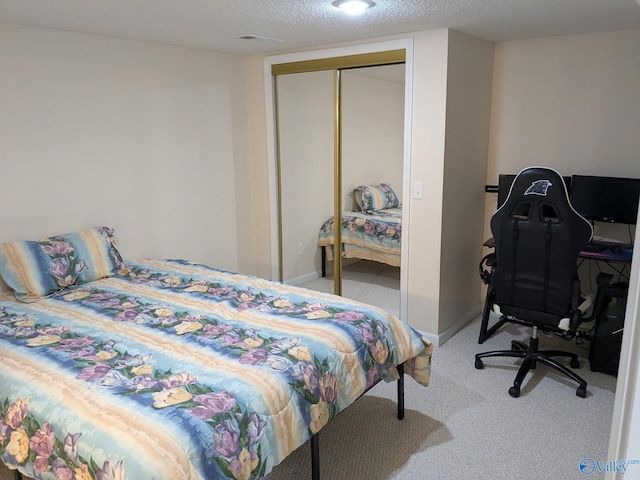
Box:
left=0, top=227, right=125, bottom=302
left=352, top=182, right=400, bottom=213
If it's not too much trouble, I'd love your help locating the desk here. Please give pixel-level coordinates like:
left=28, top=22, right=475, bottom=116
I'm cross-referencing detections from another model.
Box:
left=579, top=244, right=633, bottom=264
left=483, top=238, right=633, bottom=265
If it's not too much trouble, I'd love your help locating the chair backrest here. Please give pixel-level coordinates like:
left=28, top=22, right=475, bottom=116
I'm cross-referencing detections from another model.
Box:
left=491, top=167, right=593, bottom=326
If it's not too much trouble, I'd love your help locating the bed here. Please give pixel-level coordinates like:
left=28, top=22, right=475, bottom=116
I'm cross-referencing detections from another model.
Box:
left=0, top=227, right=431, bottom=480
left=317, top=183, right=402, bottom=276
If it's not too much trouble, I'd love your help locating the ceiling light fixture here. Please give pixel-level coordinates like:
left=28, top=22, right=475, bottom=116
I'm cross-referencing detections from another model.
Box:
left=332, top=0, right=375, bottom=15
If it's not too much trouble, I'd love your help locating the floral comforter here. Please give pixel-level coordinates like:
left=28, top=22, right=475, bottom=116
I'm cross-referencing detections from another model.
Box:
left=317, top=208, right=402, bottom=266
left=0, top=259, right=431, bottom=479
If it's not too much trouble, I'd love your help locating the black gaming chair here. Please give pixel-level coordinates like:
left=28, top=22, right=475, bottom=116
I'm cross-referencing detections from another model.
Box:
left=475, top=167, right=593, bottom=398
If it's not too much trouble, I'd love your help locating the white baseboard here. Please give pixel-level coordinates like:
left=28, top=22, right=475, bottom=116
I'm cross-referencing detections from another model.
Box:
left=285, top=271, right=322, bottom=286
left=416, top=306, right=482, bottom=348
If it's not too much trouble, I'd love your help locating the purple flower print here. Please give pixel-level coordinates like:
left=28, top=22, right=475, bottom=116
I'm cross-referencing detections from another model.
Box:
left=52, top=460, right=73, bottom=480
left=358, top=324, right=375, bottom=343
left=334, top=311, right=364, bottom=323
left=268, top=338, right=299, bottom=354
left=73, top=347, right=98, bottom=360
left=219, top=332, right=241, bottom=346
left=63, top=432, right=82, bottom=464
left=188, top=391, right=237, bottom=420
left=29, top=422, right=55, bottom=472
left=213, top=419, right=239, bottom=457
left=375, top=319, right=388, bottom=337
left=230, top=449, right=259, bottom=480
left=113, top=309, right=138, bottom=322
left=39, top=325, right=71, bottom=336
left=96, top=370, right=128, bottom=388
left=366, top=366, right=379, bottom=387
left=160, top=373, right=197, bottom=389
left=132, top=376, right=160, bottom=392
left=5, top=397, right=29, bottom=430
left=76, top=363, right=111, bottom=382
left=208, top=285, right=236, bottom=297
left=300, top=364, right=320, bottom=396
left=244, top=412, right=266, bottom=447
left=96, top=297, right=124, bottom=308
left=96, top=460, right=125, bottom=480
left=54, top=337, right=95, bottom=351
left=41, top=240, right=74, bottom=256
left=239, top=349, right=268, bottom=365
left=86, top=292, right=117, bottom=302
left=202, top=323, right=233, bottom=338
left=364, top=222, right=375, bottom=235
left=237, top=301, right=258, bottom=311
left=50, top=257, right=72, bottom=281
left=318, top=373, right=341, bottom=403
left=12, top=326, right=36, bottom=337
left=115, top=353, right=152, bottom=369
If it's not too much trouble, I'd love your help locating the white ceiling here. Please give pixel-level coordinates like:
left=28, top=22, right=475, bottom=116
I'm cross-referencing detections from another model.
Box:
left=1, top=0, right=640, bottom=55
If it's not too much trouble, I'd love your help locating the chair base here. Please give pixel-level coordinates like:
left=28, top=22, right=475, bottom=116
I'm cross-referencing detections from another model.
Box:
left=475, top=337, right=587, bottom=398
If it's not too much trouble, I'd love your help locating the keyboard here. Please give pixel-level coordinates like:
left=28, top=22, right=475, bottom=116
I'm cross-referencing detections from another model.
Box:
left=583, top=242, right=607, bottom=252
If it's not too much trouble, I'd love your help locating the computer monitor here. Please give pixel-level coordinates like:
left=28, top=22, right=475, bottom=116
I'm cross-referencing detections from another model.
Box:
left=570, top=175, right=640, bottom=225
left=497, top=173, right=572, bottom=209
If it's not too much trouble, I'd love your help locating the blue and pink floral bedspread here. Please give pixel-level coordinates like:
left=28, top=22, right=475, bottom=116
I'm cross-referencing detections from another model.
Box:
left=317, top=208, right=402, bottom=266
left=0, top=259, right=431, bottom=479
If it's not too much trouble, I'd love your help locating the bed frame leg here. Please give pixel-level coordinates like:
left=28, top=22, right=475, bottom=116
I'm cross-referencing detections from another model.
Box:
left=311, top=433, right=320, bottom=480
left=321, top=246, right=326, bottom=277
left=397, top=363, right=405, bottom=420
left=14, top=471, right=23, bottom=480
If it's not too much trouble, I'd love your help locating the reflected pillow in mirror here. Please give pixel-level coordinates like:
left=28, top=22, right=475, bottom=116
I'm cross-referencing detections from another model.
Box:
left=353, top=182, right=400, bottom=213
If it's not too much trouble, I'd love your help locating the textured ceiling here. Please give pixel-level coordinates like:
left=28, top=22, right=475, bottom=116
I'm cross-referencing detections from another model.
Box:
left=1, top=0, right=639, bottom=55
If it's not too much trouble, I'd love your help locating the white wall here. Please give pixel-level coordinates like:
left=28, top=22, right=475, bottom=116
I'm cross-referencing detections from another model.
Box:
left=0, top=23, right=249, bottom=272
left=439, top=31, right=494, bottom=338
left=405, top=30, right=450, bottom=336
left=485, top=29, right=640, bottom=244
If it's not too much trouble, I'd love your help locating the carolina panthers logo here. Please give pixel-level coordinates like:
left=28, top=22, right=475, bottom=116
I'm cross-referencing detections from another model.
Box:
left=524, top=179, right=552, bottom=196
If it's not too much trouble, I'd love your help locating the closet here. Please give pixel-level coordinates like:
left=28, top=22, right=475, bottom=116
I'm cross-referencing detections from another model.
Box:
left=271, top=50, right=407, bottom=311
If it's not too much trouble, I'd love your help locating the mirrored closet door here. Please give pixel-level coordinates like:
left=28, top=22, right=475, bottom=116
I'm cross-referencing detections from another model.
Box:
left=273, top=52, right=406, bottom=317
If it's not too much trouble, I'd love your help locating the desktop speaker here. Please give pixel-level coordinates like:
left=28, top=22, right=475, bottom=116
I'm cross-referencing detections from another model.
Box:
left=589, top=283, right=628, bottom=377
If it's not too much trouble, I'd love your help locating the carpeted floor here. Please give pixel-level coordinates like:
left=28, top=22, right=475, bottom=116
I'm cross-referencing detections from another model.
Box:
left=299, top=260, right=401, bottom=319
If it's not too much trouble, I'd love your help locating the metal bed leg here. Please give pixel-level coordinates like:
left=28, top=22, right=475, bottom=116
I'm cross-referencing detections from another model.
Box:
left=321, top=246, right=326, bottom=277
left=397, top=363, right=405, bottom=420
left=14, top=470, right=23, bottom=480
left=311, top=433, right=320, bottom=480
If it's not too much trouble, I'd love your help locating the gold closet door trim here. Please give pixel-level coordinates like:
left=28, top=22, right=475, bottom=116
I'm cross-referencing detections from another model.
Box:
left=271, top=50, right=405, bottom=76
left=333, top=69, right=342, bottom=296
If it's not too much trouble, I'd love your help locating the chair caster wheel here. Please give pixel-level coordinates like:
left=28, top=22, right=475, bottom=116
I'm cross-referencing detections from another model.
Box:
left=571, top=358, right=580, bottom=369
left=475, top=358, right=484, bottom=369
left=576, top=386, right=587, bottom=398
left=508, top=386, right=520, bottom=398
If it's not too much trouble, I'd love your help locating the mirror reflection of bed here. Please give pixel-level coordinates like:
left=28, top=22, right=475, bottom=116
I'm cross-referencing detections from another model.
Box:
left=277, top=62, right=405, bottom=315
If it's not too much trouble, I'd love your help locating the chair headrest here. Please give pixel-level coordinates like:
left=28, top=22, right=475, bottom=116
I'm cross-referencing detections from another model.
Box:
left=502, top=167, right=568, bottom=210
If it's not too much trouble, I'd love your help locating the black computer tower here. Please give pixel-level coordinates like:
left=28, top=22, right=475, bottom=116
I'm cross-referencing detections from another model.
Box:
left=589, top=283, right=628, bottom=377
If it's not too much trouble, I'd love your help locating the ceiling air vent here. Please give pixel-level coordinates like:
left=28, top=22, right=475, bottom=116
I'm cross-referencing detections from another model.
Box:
left=236, top=34, right=283, bottom=44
